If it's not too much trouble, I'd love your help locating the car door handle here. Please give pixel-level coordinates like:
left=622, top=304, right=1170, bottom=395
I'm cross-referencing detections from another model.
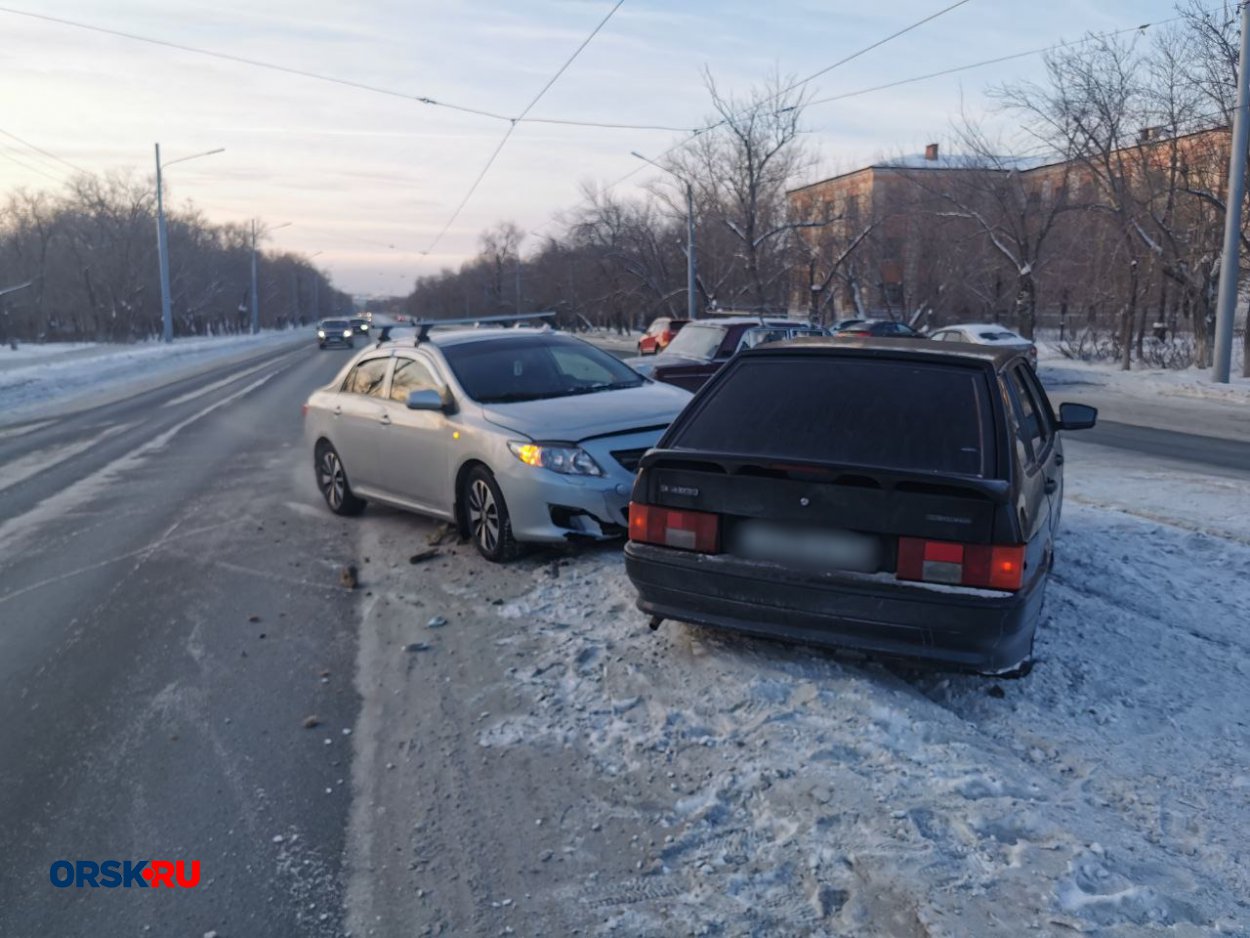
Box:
left=1055, top=453, right=1064, bottom=466
left=379, top=413, right=392, bottom=426
left=332, top=405, right=342, bottom=417
left=1044, top=478, right=1058, bottom=495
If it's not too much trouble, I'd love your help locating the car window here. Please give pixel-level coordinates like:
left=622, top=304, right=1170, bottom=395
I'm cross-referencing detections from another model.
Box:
left=1005, top=368, right=1045, bottom=463
left=1015, top=365, right=1055, bottom=442
left=979, top=330, right=1022, bottom=342
left=342, top=358, right=391, bottom=397
left=671, top=358, right=995, bottom=478
left=663, top=323, right=726, bottom=360
left=441, top=335, right=643, bottom=404
left=389, top=356, right=440, bottom=403
left=738, top=327, right=789, bottom=351
left=647, top=319, right=669, bottom=336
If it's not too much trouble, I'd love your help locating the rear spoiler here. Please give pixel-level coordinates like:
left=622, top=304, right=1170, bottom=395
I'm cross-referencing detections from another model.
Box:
left=638, top=449, right=1011, bottom=503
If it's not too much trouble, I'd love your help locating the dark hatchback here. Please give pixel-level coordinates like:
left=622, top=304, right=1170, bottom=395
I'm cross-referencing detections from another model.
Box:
left=624, top=317, right=825, bottom=392
left=317, top=319, right=356, bottom=349
left=624, top=338, right=1097, bottom=675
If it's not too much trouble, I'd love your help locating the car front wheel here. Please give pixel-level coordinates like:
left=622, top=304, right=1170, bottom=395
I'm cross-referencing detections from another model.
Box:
left=315, top=441, right=366, bottom=516
left=463, top=467, right=520, bottom=562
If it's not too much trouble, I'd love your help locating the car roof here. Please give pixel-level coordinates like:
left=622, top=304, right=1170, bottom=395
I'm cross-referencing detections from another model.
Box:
left=756, top=335, right=1028, bottom=368
left=691, top=317, right=818, bottom=327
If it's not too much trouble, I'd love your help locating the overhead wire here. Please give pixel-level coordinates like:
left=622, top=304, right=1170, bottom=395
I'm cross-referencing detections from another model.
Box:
left=0, top=146, right=68, bottom=184
left=0, top=126, right=87, bottom=175
left=614, top=0, right=979, bottom=191
left=421, top=0, right=625, bottom=255
left=0, top=4, right=690, bottom=134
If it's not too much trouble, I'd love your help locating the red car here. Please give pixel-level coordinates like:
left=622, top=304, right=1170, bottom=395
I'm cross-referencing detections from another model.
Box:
left=637, top=317, right=690, bottom=355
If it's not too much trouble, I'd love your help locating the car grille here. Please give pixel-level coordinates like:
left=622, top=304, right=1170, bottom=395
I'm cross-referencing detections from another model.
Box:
left=611, top=448, right=648, bottom=473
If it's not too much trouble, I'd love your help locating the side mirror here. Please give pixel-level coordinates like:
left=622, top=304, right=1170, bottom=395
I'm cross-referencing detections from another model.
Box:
left=1058, top=402, right=1097, bottom=431
left=406, top=388, right=446, bottom=412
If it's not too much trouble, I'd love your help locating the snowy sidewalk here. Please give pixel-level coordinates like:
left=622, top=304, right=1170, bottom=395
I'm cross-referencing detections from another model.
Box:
left=0, top=330, right=310, bottom=426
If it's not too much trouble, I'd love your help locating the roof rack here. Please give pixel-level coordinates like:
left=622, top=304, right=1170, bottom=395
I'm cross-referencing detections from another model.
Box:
left=375, top=311, right=557, bottom=347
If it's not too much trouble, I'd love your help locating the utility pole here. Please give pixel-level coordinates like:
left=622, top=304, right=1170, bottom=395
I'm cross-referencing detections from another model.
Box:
left=631, top=151, right=698, bottom=320
left=154, top=145, right=223, bottom=343
left=155, top=144, right=174, bottom=343
left=250, top=220, right=260, bottom=335
left=685, top=180, right=697, bottom=322
left=290, top=268, right=299, bottom=325
left=1214, top=0, right=1250, bottom=383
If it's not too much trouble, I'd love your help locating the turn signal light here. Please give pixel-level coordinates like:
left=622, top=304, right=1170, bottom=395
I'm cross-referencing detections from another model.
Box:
left=629, top=503, right=719, bottom=553
left=896, top=538, right=1024, bottom=591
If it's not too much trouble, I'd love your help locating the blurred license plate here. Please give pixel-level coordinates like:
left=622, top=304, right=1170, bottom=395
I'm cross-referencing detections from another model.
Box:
left=730, top=521, right=881, bottom=572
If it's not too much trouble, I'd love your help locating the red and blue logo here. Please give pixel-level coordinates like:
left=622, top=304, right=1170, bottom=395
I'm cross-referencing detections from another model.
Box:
left=50, top=860, right=200, bottom=889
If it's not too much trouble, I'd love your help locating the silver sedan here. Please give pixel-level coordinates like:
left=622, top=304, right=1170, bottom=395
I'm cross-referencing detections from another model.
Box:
left=303, top=328, right=692, bottom=561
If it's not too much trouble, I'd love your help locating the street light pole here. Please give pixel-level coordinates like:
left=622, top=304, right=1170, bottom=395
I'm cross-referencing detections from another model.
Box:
left=153, top=145, right=224, bottom=343
left=250, top=220, right=292, bottom=334
left=1214, top=0, right=1250, bottom=382
left=631, top=151, right=698, bottom=321
left=155, top=144, right=173, bottom=343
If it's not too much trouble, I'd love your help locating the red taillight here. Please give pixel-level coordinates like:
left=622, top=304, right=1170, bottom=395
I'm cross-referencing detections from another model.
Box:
left=301, top=403, right=309, bottom=417
left=629, top=503, right=719, bottom=553
left=897, top=538, right=1024, bottom=591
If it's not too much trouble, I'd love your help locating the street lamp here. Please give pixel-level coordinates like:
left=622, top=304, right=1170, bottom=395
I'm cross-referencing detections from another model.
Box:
left=631, top=151, right=698, bottom=321
left=155, top=144, right=224, bottom=342
left=250, top=220, right=292, bottom=334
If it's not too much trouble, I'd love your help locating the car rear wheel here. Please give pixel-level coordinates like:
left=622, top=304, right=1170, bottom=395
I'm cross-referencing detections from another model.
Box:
left=464, top=467, right=520, bottom=563
left=315, top=441, right=366, bottom=516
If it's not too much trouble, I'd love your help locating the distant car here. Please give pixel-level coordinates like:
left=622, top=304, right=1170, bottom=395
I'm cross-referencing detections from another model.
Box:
left=303, top=328, right=691, bottom=562
left=624, top=318, right=825, bottom=392
left=625, top=336, right=1098, bottom=676
left=831, top=319, right=921, bottom=339
left=637, top=317, right=690, bottom=355
left=317, top=319, right=356, bottom=349
left=350, top=317, right=371, bottom=336
left=929, top=323, right=1038, bottom=367
left=830, top=318, right=867, bottom=332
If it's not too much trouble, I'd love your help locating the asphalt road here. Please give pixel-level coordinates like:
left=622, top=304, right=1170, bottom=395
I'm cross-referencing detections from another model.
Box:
left=0, top=341, right=361, bottom=937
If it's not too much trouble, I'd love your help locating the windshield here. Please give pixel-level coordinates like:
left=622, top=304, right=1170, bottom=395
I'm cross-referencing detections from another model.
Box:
left=321, top=320, right=349, bottom=330
left=663, top=323, right=727, bottom=360
left=442, top=335, right=646, bottom=404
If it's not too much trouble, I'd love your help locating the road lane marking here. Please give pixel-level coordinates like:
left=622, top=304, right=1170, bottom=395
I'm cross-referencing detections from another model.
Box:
left=0, top=420, right=55, bottom=440
left=0, top=424, right=133, bottom=493
left=0, top=360, right=294, bottom=557
left=161, top=358, right=276, bottom=408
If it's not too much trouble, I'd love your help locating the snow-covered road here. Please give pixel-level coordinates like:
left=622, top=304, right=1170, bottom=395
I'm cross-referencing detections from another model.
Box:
left=346, top=444, right=1249, bottom=936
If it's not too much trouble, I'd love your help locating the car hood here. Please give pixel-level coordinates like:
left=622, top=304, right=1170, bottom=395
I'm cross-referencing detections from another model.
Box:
left=480, top=381, right=692, bottom=441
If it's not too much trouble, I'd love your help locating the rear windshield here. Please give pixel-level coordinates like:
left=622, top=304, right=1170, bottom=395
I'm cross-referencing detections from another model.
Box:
left=977, top=330, right=1022, bottom=342
left=670, top=357, right=995, bottom=477
left=664, top=323, right=726, bottom=359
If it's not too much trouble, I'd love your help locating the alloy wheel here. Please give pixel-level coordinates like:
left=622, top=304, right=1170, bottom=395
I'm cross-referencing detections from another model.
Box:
left=467, top=478, right=499, bottom=553
left=319, top=449, right=345, bottom=511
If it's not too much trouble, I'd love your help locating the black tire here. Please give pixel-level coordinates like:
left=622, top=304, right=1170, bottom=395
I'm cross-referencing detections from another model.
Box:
left=463, top=466, right=521, bottom=563
left=315, top=441, right=366, bottom=516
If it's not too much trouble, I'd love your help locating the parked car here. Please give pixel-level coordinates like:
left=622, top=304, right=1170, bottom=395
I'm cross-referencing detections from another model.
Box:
left=624, top=317, right=825, bottom=392
left=304, top=328, right=691, bottom=561
left=831, top=319, right=921, bottom=338
left=317, top=319, right=356, bottom=349
left=637, top=317, right=690, bottom=355
left=624, top=337, right=1097, bottom=676
left=830, top=318, right=867, bottom=332
left=928, top=322, right=1038, bottom=367
left=350, top=317, right=372, bottom=336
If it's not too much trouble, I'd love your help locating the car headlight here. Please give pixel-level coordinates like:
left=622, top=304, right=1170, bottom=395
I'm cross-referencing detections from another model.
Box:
left=343, top=329, right=353, bottom=338
left=317, top=330, right=325, bottom=338
left=508, top=441, right=603, bottom=476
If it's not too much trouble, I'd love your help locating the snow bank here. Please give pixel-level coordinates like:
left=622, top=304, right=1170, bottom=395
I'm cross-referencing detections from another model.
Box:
left=0, top=330, right=305, bottom=422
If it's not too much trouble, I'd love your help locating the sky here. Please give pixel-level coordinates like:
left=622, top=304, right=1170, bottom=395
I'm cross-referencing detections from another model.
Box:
left=0, top=0, right=1190, bottom=296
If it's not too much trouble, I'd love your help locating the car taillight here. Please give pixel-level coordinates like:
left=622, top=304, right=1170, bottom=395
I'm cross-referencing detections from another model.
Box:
left=629, top=503, right=719, bottom=553
left=896, top=538, right=1024, bottom=591
left=301, top=403, right=309, bottom=417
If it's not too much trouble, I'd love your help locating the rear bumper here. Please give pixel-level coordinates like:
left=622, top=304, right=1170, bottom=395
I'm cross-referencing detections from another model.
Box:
left=624, top=543, right=1043, bottom=673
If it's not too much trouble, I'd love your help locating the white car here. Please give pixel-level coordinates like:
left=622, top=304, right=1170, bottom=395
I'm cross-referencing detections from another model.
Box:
left=927, top=323, right=1037, bottom=367
left=302, top=326, right=691, bottom=561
